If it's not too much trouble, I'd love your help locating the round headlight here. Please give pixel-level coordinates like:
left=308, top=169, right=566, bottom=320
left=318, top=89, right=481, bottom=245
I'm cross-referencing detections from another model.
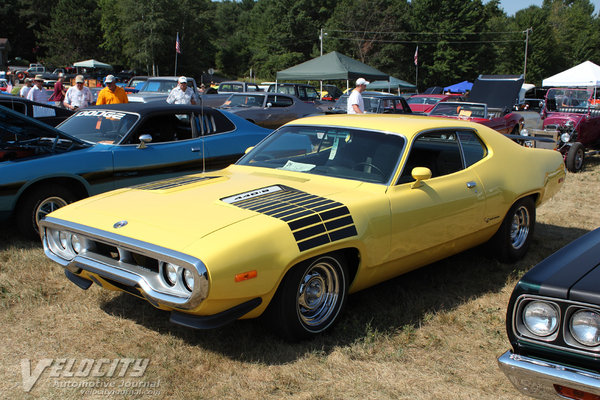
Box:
left=570, top=310, right=600, bottom=347
left=560, top=133, right=571, bottom=143
left=71, top=234, right=81, bottom=254
left=59, top=231, right=69, bottom=249
left=523, top=301, right=559, bottom=337
left=163, top=263, right=178, bottom=286
left=183, top=269, right=194, bottom=291
left=520, top=129, right=529, bottom=136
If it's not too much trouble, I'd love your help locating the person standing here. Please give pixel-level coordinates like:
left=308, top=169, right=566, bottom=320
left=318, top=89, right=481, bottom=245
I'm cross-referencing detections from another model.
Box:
left=347, top=77, right=369, bottom=114
left=26, top=75, right=46, bottom=103
left=166, top=76, right=198, bottom=105
left=19, top=78, right=33, bottom=98
left=96, top=74, right=128, bottom=105
left=63, top=75, right=93, bottom=110
left=48, top=72, right=66, bottom=107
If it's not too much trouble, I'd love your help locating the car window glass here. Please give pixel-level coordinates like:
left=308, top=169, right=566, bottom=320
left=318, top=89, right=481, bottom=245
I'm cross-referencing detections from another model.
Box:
left=196, top=110, right=235, bottom=135
left=458, top=130, right=487, bottom=167
left=0, top=100, right=27, bottom=115
left=238, top=125, right=405, bottom=184
left=128, top=113, right=193, bottom=143
left=305, top=87, right=319, bottom=101
left=398, top=130, right=463, bottom=184
left=59, top=110, right=138, bottom=144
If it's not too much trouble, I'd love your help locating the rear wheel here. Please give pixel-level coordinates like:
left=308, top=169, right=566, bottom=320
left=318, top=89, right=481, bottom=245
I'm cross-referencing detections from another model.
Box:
left=490, top=197, right=535, bottom=262
left=566, top=142, right=585, bottom=172
left=266, top=253, right=348, bottom=341
left=17, top=184, right=77, bottom=239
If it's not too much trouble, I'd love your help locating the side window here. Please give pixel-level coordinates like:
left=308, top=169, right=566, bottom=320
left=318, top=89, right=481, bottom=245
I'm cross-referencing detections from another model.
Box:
left=197, top=110, right=235, bottom=135
left=398, top=130, right=463, bottom=184
left=298, top=87, right=307, bottom=100
left=0, top=100, right=26, bottom=115
left=133, top=113, right=193, bottom=143
left=458, top=130, right=487, bottom=167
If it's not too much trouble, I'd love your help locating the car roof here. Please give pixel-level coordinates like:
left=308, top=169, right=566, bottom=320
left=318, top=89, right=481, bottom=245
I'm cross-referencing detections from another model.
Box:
left=285, top=114, right=491, bottom=138
left=86, top=102, right=216, bottom=116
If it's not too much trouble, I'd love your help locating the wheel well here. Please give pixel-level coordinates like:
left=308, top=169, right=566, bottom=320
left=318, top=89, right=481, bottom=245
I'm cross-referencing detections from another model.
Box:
left=16, top=178, right=88, bottom=210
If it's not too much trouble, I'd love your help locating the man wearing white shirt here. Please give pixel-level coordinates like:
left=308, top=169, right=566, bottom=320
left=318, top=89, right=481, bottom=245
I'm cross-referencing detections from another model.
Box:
left=26, top=75, right=46, bottom=103
left=19, top=78, right=33, bottom=98
left=347, top=77, right=369, bottom=114
left=64, top=75, right=93, bottom=110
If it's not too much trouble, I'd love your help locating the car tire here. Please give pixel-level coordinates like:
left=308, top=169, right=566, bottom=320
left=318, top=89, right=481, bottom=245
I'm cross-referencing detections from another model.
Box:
left=266, top=253, right=348, bottom=341
left=490, top=197, right=536, bottom=262
left=566, top=142, right=585, bottom=173
left=17, top=184, right=77, bottom=239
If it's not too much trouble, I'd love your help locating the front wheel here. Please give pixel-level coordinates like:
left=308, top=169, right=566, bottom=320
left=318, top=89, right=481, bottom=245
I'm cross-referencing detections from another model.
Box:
left=489, top=197, right=536, bottom=262
left=16, top=184, right=77, bottom=239
left=266, top=253, right=349, bottom=341
left=566, top=142, right=585, bottom=172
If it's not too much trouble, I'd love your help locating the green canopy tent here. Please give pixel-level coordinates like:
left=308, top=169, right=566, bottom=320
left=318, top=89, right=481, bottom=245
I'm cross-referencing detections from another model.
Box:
left=276, top=51, right=389, bottom=91
left=367, top=76, right=416, bottom=94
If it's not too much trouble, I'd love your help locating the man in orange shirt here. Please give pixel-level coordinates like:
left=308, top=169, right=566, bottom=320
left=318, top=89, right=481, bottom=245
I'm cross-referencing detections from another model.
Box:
left=96, top=75, right=128, bottom=105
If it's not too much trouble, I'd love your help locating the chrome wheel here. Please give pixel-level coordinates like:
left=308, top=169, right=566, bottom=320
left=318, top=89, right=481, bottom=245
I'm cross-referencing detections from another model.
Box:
left=510, top=205, right=530, bottom=250
left=35, top=196, right=68, bottom=228
left=296, top=257, right=343, bottom=331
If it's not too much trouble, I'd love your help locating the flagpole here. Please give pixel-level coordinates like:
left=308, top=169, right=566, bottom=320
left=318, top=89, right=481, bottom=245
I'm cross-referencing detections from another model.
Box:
left=175, top=32, right=179, bottom=75
left=414, top=45, right=419, bottom=93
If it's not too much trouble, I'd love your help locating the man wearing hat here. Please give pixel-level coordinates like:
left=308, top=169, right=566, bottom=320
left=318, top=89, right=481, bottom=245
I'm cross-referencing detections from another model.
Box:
left=96, top=74, right=128, bottom=105
left=166, top=76, right=198, bottom=105
left=63, top=75, right=93, bottom=110
left=347, top=77, right=369, bottom=114
left=48, top=72, right=66, bottom=107
left=26, top=75, right=46, bottom=103
left=19, top=78, right=33, bottom=98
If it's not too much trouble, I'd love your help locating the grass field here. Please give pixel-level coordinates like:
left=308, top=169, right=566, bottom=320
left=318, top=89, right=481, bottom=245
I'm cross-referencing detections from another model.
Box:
left=1, top=157, right=598, bottom=399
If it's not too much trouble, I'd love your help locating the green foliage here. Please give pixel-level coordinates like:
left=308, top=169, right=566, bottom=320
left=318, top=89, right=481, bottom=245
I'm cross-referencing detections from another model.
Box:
left=1, top=0, right=599, bottom=88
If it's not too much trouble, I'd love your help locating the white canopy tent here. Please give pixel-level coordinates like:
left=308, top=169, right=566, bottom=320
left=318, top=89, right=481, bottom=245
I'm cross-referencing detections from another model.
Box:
left=542, top=61, right=600, bottom=87
left=73, top=59, right=112, bottom=69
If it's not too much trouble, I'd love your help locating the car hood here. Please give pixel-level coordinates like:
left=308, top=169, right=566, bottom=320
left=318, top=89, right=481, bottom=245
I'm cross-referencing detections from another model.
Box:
left=543, top=113, right=586, bottom=127
left=127, top=92, right=168, bottom=102
left=468, top=75, right=524, bottom=110
left=518, top=228, right=600, bottom=304
left=47, top=165, right=363, bottom=251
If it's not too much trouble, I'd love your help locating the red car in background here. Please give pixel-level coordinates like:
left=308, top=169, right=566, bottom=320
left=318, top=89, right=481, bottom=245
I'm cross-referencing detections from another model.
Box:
left=406, top=94, right=460, bottom=114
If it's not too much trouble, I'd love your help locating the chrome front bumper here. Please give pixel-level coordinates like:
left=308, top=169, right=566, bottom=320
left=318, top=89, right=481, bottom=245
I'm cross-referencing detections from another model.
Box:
left=497, top=350, right=600, bottom=399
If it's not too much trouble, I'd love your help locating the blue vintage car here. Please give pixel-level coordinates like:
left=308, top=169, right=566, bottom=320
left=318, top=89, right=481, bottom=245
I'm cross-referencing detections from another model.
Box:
left=0, top=102, right=271, bottom=237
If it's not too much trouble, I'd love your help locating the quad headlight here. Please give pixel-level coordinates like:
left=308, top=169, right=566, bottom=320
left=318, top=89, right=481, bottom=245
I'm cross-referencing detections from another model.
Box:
left=570, top=310, right=600, bottom=347
left=183, top=269, right=194, bottom=291
left=46, top=228, right=83, bottom=260
left=523, top=301, right=559, bottom=337
left=161, top=262, right=194, bottom=292
left=163, top=263, right=179, bottom=287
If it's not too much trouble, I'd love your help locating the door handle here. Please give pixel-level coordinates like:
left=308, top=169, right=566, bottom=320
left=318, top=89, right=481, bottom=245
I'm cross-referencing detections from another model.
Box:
left=466, top=181, right=477, bottom=189
left=191, top=147, right=201, bottom=152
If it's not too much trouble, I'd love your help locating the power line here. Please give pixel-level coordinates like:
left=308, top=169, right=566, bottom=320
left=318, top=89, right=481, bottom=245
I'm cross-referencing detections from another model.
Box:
left=331, top=37, right=524, bottom=44
left=327, top=29, right=526, bottom=35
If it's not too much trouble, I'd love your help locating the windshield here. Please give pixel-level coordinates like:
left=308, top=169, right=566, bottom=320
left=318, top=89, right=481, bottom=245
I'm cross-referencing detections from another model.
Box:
left=222, top=94, right=266, bottom=108
left=57, top=110, right=138, bottom=144
left=407, top=96, right=442, bottom=105
left=138, top=80, right=178, bottom=93
left=429, top=102, right=487, bottom=118
left=238, top=125, right=405, bottom=184
left=546, top=88, right=593, bottom=110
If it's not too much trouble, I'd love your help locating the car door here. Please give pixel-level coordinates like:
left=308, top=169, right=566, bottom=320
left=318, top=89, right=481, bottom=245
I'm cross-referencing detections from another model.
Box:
left=111, top=111, right=206, bottom=188
left=386, top=129, right=488, bottom=267
left=264, top=94, right=291, bottom=129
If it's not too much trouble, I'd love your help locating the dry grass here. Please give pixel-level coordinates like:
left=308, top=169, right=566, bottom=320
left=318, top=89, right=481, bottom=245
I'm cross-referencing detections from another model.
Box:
left=1, top=156, right=599, bottom=399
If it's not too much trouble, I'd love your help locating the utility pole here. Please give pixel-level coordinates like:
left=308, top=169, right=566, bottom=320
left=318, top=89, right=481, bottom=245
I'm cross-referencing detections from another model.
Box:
left=319, top=28, right=327, bottom=95
left=524, top=27, right=532, bottom=81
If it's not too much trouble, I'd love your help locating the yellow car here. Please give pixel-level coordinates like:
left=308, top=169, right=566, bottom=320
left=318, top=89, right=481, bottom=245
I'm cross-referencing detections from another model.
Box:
left=41, top=114, right=565, bottom=341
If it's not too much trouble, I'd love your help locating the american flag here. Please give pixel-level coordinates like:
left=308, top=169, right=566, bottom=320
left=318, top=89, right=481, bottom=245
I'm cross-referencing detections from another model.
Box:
left=176, top=33, right=181, bottom=54
left=414, top=46, right=418, bottom=66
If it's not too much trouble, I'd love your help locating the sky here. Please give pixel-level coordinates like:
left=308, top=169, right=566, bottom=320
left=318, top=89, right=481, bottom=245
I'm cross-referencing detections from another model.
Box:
left=494, top=0, right=600, bottom=15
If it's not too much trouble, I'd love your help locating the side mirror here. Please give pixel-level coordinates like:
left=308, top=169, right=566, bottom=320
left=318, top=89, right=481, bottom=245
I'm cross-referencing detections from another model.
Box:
left=137, top=134, right=152, bottom=149
left=244, top=146, right=254, bottom=154
left=266, top=102, right=272, bottom=108
left=411, top=167, right=432, bottom=189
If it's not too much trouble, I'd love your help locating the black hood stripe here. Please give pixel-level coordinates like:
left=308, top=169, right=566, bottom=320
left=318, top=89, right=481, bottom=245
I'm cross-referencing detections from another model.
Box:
left=133, top=176, right=218, bottom=190
left=224, top=185, right=357, bottom=251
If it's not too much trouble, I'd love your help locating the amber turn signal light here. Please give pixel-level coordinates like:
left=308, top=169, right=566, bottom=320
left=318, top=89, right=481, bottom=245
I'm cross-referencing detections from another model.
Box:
left=235, top=270, right=257, bottom=282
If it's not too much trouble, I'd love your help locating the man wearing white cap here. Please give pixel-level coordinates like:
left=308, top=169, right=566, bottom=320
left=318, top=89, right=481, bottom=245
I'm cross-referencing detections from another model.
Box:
left=64, top=75, right=93, bottom=110
left=166, top=76, right=198, bottom=105
left=96, top=74, right=128, bottom=105
left=347, top=77, right=369, bottom=114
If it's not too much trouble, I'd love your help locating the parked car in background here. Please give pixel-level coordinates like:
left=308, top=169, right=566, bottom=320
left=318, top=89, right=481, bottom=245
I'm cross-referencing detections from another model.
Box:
left=320, top=84, right=344, bottom=101
left=128, top=76, right=199, bottom=104
left=406, top=94, right=460, bottom=114
left=498, top=227, right=600, bottom=400
left=521, top=87, right=600, bottom=172
left=125, top=76, right=150, bottom=93
left=428, top=101, right=524, bottom=135
left=217, top=81, right=261, bottom=94
left=0, top=79, right=8, bottom=92
left=0, top=103, right=271, bottom=238
left=219, top=92, right=322, bottom=129
left=40, top=114, right=564, bottom=341
left=267, top=83, right=324, bottom=107
left=0, top=94, right=73, bottom=126
left=327, top=92, right=412, bottom=115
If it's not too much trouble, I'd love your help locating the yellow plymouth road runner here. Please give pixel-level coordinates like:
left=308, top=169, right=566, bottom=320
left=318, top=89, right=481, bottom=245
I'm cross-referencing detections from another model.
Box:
left=41, top=114, right=565, bottom=340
